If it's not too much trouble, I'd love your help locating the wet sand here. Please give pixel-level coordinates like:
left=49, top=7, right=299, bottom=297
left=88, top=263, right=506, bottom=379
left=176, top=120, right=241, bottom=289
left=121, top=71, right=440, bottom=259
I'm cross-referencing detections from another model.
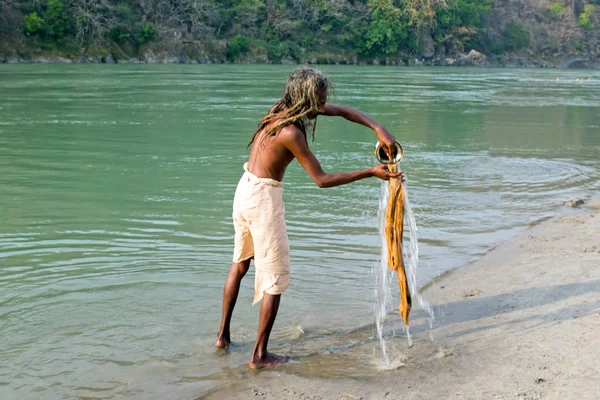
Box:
left=200, top=200, right=600, bottom=400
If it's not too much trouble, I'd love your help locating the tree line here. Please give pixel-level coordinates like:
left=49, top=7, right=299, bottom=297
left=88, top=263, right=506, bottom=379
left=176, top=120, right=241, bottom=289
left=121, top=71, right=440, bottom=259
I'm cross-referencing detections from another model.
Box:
left=0, top=0, right=597, bottom=62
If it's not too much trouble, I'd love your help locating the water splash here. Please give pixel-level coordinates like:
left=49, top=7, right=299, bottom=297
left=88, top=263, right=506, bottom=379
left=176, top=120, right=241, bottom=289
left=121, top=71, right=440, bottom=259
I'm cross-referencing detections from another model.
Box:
left=403, top=182, right=435, bottom=333
left=374, top=178, right=435, bottom=367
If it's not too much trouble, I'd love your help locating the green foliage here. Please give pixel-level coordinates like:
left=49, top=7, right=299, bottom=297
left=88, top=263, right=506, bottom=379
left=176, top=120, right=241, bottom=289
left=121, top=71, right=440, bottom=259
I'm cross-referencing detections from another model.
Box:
left=578, top=13, right=592, bottom=31
left=229, top=0, right=266, bottom=36
left=300, top=36, right=314, bottom=50
left=489, top=41, right=504, bottom=54
left=399, top=0, right=437, bottom=33
left=578, top=4, right=595, bottom=32
left=138, top=23, right=157, bottom=44
left=363, top=15, right=406, bottom=55
left=24, top=12, right=44, bottom=36
left=44, top=0, right=70, bottom=40
left=433, top=0, right=491, bottom=51
left=205, top=39, right=228, bottom=62
left=549, top=3, right=566, bottom=20
left=109, top=26, right=131, bottom=44
left=228, top=34, right=250, bottom=60
left=107, top=4, right=135, bottom=44
left=345, top=18, right=370, bottom=53
left=436, top=0, right=491, bottom=30
left=574, top=40, right=585, bottom=52
left=9, top=0, right=564, bottom=62
left=266, top=40, right=300, bottom=62
left=362, top=0, right=408, bottom=56
left=113, top=3, right=135, bottom=22
left=503, top=23, right=530, bottom=50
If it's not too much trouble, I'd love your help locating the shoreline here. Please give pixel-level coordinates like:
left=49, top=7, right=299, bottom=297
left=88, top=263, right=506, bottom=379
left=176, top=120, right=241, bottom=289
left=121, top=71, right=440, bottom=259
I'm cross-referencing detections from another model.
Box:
left=2, top=50, right=598, bottom=69
left=418, top=213, right=557, bottom=294
left=199, top=198, right=600, bottom=400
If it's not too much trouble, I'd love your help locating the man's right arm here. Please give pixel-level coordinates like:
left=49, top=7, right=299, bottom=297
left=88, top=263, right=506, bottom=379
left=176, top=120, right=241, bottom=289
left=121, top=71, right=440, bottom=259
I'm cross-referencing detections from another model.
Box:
left=280, top=126, right=401, bottom=188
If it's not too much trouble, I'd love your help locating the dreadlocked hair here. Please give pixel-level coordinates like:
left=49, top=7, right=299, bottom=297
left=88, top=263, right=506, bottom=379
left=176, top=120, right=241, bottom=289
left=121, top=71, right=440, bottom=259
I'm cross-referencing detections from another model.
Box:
left=249, top=67, right=333, bottom=147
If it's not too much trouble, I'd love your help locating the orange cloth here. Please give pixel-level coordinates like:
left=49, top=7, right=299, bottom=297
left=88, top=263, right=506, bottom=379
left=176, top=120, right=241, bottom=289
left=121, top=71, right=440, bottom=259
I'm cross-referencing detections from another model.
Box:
left=385, top=164, right=412, bottom=325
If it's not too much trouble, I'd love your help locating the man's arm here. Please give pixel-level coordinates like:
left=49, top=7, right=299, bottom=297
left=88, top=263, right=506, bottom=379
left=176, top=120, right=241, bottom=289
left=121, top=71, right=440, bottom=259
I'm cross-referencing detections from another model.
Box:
left=321, top=104, right=382, bottom=130
left=320, top=104, right=397, bottom=159
left=280, top=126, right=401, bottom=188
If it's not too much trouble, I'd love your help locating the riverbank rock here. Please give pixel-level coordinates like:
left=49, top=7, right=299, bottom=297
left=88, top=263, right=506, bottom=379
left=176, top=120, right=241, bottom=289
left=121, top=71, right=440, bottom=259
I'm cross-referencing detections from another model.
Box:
left=420, top=32, right=435, bottom=58
left=116, top=58, right=144, bottom=64
left=55, top=56, right=72, bottom=63
left=559, top=56, right=596, bottom=69
left=74, top=55, right=103, bottom=63
left=455, top=50, right=487, bottom=67
left=30, top=56, right=72, bottom=64
left=498, top=55, right=547, bottom=68
left=431, top=44, right=447, bottom=66
left=404, top=56, right=424, bottom=66
left=0, top=45, right=586, bottom=68
left=141, top=46, right=202, bottom=64
left=6, top=50, right=22, bottom=63
left=196, top=54, right=212, bottom=64
left=486, top=54, right=502, bottom=68
left=564, top=199, right=585, bottom=208
left=141, top=49, right=161, bottom=63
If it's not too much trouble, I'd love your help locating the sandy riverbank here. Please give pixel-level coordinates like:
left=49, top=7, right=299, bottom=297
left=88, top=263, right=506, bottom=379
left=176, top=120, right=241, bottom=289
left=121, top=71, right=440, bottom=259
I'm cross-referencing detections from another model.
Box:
left=200, top=199, right=600, bottom=400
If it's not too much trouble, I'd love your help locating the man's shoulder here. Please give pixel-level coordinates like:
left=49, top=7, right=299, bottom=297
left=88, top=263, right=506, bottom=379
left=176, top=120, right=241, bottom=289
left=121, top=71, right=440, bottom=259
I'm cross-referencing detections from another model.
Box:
left=278, top=124, right=305, bottom=143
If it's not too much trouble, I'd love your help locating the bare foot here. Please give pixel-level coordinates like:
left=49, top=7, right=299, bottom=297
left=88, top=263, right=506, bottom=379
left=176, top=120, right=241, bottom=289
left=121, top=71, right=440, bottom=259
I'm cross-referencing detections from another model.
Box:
left=249, top=352, right=289, bottom=369
left=215, top=335, right=230, bottom=349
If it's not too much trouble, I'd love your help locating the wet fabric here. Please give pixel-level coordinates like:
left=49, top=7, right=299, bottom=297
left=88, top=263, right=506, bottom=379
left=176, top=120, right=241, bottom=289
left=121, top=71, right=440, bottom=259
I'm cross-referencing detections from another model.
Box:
left=232, top=163, right=291, bottom=305
left=385, top=164, right=412, bottom=325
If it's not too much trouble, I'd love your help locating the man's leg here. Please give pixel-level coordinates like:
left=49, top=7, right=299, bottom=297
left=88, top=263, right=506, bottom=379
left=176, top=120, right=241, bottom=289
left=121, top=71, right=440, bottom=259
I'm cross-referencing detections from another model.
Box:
left=249, top=293, right=289, bottom=369
left=215, top=258, right=251, bottom=349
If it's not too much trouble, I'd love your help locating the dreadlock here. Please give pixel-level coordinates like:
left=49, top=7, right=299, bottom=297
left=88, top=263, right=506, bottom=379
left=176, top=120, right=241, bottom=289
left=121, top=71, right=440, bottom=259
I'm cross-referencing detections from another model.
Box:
left=249, top=67, right=333, bottom=147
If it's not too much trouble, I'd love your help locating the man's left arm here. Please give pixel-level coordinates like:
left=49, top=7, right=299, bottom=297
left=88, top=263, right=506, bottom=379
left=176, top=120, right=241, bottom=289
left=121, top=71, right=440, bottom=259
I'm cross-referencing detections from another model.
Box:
left=321, top=104, right=397, bottom=158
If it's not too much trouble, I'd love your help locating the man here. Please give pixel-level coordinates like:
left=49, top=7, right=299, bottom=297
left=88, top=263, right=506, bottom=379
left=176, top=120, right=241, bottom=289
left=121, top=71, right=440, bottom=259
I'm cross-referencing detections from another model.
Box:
left=215, top=67, right=402, bottom=369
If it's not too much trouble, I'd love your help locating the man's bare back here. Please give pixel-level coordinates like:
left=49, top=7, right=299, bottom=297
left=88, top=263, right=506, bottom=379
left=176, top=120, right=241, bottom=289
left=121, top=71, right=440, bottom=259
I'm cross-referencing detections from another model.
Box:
left=247, top=124, right=298, bottom=182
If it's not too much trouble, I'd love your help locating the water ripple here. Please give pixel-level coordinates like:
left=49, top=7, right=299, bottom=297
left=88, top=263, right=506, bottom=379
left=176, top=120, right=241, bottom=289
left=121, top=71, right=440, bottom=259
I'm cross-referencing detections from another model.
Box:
left=1, top=65, right=599, bottom=399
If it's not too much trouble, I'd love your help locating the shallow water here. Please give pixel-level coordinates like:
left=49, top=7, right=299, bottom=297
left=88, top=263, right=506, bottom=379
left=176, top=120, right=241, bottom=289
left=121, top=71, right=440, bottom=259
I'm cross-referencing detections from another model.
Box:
left=1, top=65, right=599, bottom=399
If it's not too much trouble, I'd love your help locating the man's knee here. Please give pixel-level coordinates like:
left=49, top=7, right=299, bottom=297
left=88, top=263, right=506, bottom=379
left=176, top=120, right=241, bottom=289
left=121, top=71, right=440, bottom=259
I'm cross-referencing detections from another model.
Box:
left=232, top=258, right=251, bottom=276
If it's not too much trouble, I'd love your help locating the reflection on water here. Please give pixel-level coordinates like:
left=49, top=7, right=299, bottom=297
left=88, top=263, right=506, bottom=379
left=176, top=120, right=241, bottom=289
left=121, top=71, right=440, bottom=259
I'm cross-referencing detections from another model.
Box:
left=0, top=65, right=599, bottom=399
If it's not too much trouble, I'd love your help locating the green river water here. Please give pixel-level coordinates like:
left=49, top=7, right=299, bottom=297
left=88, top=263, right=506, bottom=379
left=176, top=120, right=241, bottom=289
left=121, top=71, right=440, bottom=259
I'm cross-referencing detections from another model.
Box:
left=1, top=65, right=599, bottom=399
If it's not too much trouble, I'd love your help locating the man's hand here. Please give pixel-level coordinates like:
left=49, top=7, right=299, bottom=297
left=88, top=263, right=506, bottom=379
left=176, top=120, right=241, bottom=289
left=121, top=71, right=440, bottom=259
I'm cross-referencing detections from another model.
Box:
left=370, top=164, right=403, bottom=181
left=375, top=125, right=397, bottom=161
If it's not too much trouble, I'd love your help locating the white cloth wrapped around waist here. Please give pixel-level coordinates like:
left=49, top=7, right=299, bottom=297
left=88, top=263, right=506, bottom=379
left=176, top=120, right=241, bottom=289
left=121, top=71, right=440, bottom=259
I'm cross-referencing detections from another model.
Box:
left=233, top=162, right=291, bottom=276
